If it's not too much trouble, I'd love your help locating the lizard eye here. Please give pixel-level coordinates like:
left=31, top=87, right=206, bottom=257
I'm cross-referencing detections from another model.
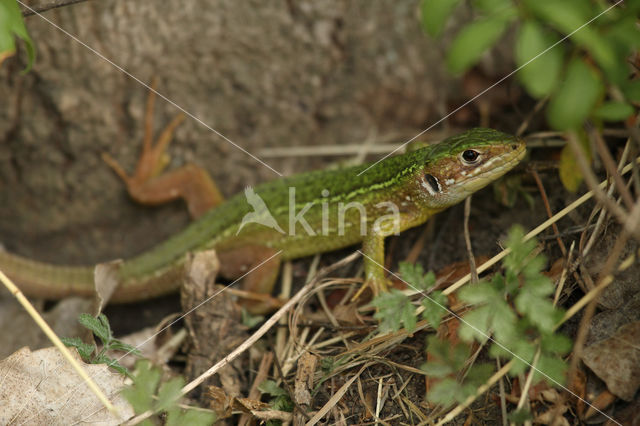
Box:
left=461, top=149, right=480, bottom=164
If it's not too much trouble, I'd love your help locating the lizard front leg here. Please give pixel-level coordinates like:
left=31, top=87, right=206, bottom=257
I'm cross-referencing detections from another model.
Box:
left=361, top=233, right=389, bottom=297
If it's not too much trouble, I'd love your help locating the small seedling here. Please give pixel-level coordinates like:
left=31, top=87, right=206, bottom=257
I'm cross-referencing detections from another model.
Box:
left=258, top=380, right=294, bottom=425
left=62, top=313, right=140, bottom=376
left=122, top=360, right=216, bottom=426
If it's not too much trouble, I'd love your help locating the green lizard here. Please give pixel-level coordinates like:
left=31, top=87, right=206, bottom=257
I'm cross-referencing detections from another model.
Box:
left=0, top=111, right=525, bottom=311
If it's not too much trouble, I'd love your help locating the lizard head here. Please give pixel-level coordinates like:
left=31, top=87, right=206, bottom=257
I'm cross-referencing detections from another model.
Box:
left=415, top=128, right=526, bottom=209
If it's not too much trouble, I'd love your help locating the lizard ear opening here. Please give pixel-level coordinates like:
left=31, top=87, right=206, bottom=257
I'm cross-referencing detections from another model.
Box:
left=424, top=174, right=441, bottom=194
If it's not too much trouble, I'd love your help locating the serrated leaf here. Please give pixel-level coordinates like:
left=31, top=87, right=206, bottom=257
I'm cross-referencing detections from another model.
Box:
left=420, top=0, right=462, bottom=37
left=594, top=101, right=635, bottom=122
left=272, top=394, right=294, bottom=412
left=425, top=334, right=449, bottom=360
left=421, top=361, right=454, bottom=377
left=0, top=0, right=36, bottom=71
left=103, top=359, right=130, bottom=377
left=540, top=332, right=572, bottom=355
left=61, top=337, right=96, bottom=360
left=515, top=20, right=563, bottom=98
left=426, top=378, right=461, bottom=404
left=371, top=290, right=416, bottom=333
left=515, top=293, right=559, bottom=332
left=401, top=299, right=417, bottom=333
left=534, top=354, right=567, bottom=385
left=499, top=339, right=536, bottom=374
left=122, top=360, right=162, bottom=413
left=108, top=340, right=142, bottom=356
left=446, top=11, right=515, bottom=74
left=490, top=302, right=519, bottom=344
left=459, top=280, right=498, bottom=304
left=399, top=262, right=435, bottom=291
left=547, top=59, right=603, bottom=131
left=156, top=376, right=184, bottom=412
left=78, top=313, right=111, bottom=346
left=459, top=307, right=492, bottom=343
left=421, top=290, right=447, bottom=328
left=98, top=313, right=112, bottom=338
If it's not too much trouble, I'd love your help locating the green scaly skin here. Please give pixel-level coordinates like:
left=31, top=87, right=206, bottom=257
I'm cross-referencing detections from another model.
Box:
left=0, top=128, right=526, bottom=301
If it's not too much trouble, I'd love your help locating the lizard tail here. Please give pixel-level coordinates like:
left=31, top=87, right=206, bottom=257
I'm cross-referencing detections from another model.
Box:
left=0, top=250, right=96, bottom=299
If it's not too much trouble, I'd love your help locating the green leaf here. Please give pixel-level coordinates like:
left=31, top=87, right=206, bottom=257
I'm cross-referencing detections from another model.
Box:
left=121, top=360, right=162, bottom=413
left=547, top=58, right=603, bottom=131
left=540, top=332, right=572, bottom=355
left=61, top=337, right=96, bottom=361
left=401, top=298, right=417, bottom=333
left=559, top=132, right=592, bottom=192
left=258, top=380, right=288, bottom=397
left=167, top=409, right=216, bottom=426
left=605, top=16, right=640, bottom=51
left=241, top=308, right=264, bottom=328
left=420, top=0, right=462, bottom=37
left=271, top=394, right=294, bottom=412
left=95, top=356, right=130, bottom=377
left=426, top=378, right=461, bottom=404
left=558, top=144, right=580, bottom=192
left=508, top=408, right=533, bottom=423
left=524, top=0, right=619, bottom=83
left=465, top=363, right=494, bottom=385
left=594, top=101, right=635, bottom=122
left=108, top=340, right=142, bottom=356
left=156, top=376, right=185, bottom=412
left=472, top=0, right=513, bottom=13
left=78, top=313, right=111, bottom=346
left=515, top=20, right=563, bottom=98
left=0, top=0, right=36, bottom=71
left=446, top=12, right=515, bottom=74
left=370, top=289, right=417, bottom=333
left=515, top=292, right=559, bottom=333
left=421, top=290, right=447, bottom=328
left=421, top=361, right=454, bottom=378
left=534, top=354, right=567, bottom=385
left=399, top=261, right=435, bottom=291
left=625, top=80, right=640, bottom=103
left=458, top=307, right=491, bottom=343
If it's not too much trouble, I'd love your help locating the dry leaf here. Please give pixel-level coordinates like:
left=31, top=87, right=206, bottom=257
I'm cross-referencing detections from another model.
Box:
left=0, top=346, right=133, bottom=424
left=0, top=296, right=92, bottom=358
left=582, top=321, right=640, bottom=401
left=294, top=352, right=317, bottom=407
left=93, top=260, right=123, bottom=314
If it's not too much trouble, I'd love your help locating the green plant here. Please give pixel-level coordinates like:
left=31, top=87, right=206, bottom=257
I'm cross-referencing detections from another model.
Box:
left=122, top=360, right=216, bottom=426
left=258, top=380, right=294, bottom=425
left=62, top=313, right=141, bottom=376
left=369, top=261, right=445, bottom=333
left=369, top=225, right=571, bottom=405
left=423, top=225, right=571, bottom=405
left=0, top=0, right=35, bottom=70
left=420, top=0, right=639, bottom=190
